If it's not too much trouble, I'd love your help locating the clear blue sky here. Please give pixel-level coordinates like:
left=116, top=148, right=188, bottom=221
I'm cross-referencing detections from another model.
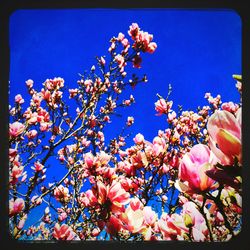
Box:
left=9, top=9, right=241, bottom=232
left=9, top=9, right=241, bottom=143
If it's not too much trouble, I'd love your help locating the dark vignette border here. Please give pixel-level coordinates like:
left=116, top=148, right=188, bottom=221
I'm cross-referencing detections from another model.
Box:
left=0, top=1, right=249, bottom=250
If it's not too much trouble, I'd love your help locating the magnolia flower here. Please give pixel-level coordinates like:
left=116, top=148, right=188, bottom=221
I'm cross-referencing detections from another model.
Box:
left=95, top=181, right=130, bottom=214
left=158, top=213, right=188, bottom=240
left=179, top=144, right=218, bottom=193
left=53, top=185, right=70, bottom=203
left=133, top=133, right=145, bottom=145
left=106, top=215, right=123, bottom=236
left=114, top=54, right=125, bottom=68
left=97, top=151, right=111, bottom=165
left=31, top=162, right=45, bottom=172
left=9, top=198, right=25, bottom=217
left=17, top=214, right=27, bottom=230
left=84, top=152, right=95, bottom=168
left=128, top=23, right=140, bottom=40
left=143, top=206, right=157, bottom=227
left=52, top=223, right=76, bottom=240
left=120, top=204, right=144, bottom=233
left=130, top=197, right=144, bottom=211
left=25, top=79, right=34, bottom=88
left=99, top=56, right=106, bottom=66
left=15, top=94, right=24, bottom=104
left=182, top=202, right=208, bottom=241
left=207, top=108, right=242, bottom=165
left=9, top=122, right=25, bottom=137
left=26, top=129, right=38, bottom=139
left=155, top=99, right=172, bottom=115
left=147, top=42, right=157, bottom=53
left=126, top=116, right=134, bottom=126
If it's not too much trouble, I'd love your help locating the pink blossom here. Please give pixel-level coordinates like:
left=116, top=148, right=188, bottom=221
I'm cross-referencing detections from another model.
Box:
left=26, top=129, right=37, bottom=139
left=117, top=32, right=125, bottom=41
left=158, top=213, right=188, bottom=240
left=204, top=92, right=211, bottom=98
left=106, top=215, right=123, bottom=236
left=31, top=162, right=44, bottom=172
left=153, top=136, right=166, bottom=148
left=159, top=164, right=169, bottom=175
left=123, top=100, right=131, bottom=106
left=23, top=109, right=38, bottom=125
left=168, top=111, right=177, bottom=122
left=17, top=214, right=27, bottom=230
left=81, top=137, right=91, bottom=147
left=131, top=151, right=148, bottom=168
left=147, top=42, right=157, bottom=53
left=91, top=227, right=101, bottom=237
left=85, top=190, right=98, bottom=206
left=99, top=56, right=106, bottom=66
left=182, top=202, right=205, bottom=228
left=117, top=161, right=134, bottom=176
left=133, top=133, right=144, bottom=145
left=9, top=198, right=25, bottom=217
left=84, top=79, right=92, bottom=93
left=126, top=116, right=134, bottom=126
left=58, top=212, right=67, bottom=222
left=39, top=122, right=50, bottom=132
left=37, top=107, right=50, bottom=123
left=95, top=181, right=130, bottom=214
left=119, top=176, right=139, bottom=192
left=52, top=223, right=75, bottom=240
left=130, top=27, right=157, bottom=53
left=9, top=122, right=25, bottom=137
left=182, top=202, right=208, bottom=241
left=10, top=162, right=24, bottom=184
left=97, top=131, right=105, bottom=142
left=120, top=203, right=144, bottom=233
left=69, top=88, right=78, bottom=98
left=103, top=167, right=116, bottom=180
left=114, top=54, right=125, bottom=68
left=15, top=94, right=24, bottom=104
left=121, top=38, right=130, bottom=48
left=44, top=77, right=64, bottom=90
left=171, top=129, right=180, bottom=143
left=97, top=151, right=111, bottom=165
left=152, top=143, right=164, bottom=157
left=130, top=197, right=144, bottom=211
left=128, top=23, right=140, bottom=40
left=108, top=42, right=116, bottom=52
left=31, top=92, right=43, bottom=107
left=221, top=102, right=238, bottom=113
left=155, top=99, right=172, bottom=115
left=41, top=89, right=51, bottom=101
left=179, top=144, right=218, bottom=193
left=143, top=206, right=157, bottom=227
left=84, top=152, right=95, bottom=168
left=9, top=148, right=17, bottom=161
left=207, top=108, right=242, bottom=165
left=25, top=79, right=34, bottom=88
left=53, top=185, right=70, bottom=203
left=31, top=195, right=42, bottom=205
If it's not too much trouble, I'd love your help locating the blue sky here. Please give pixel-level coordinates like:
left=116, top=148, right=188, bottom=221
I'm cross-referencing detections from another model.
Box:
left=9, top=9, right=241, bottom=143
left=9, top=9, right=241, bottom=233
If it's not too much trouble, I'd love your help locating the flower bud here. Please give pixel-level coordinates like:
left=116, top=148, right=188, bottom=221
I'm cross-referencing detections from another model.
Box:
left=184, top=213, right=193, bottom=228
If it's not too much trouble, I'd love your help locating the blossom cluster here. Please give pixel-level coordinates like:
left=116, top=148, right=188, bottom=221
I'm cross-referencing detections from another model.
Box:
left=9, top=23, right=241, bottom=242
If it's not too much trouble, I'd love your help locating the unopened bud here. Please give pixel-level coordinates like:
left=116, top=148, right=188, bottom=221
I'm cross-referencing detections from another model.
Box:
left=184, top=213, right=193, bottom=228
